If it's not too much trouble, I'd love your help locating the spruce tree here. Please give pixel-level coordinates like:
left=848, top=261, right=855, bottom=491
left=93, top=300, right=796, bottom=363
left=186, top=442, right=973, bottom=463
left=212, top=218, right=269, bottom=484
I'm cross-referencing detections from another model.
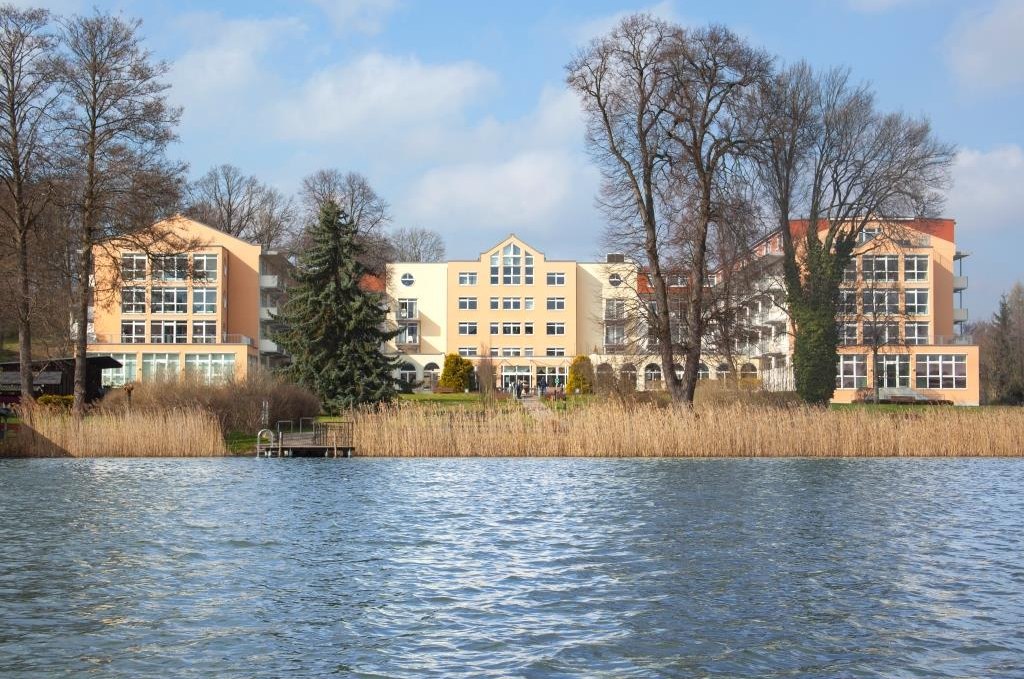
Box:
left=274, top=201, right=399, bottom=413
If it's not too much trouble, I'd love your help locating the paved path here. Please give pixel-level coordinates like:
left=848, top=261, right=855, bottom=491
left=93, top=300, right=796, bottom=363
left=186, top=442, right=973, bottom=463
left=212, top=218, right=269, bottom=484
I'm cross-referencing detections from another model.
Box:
left=519, top=396, right=556, bottom=421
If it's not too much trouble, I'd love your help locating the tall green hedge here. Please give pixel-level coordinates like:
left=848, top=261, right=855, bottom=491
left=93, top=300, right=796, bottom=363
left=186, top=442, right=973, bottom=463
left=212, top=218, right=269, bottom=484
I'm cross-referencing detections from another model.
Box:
left=566, top=355, right=594, bottom=395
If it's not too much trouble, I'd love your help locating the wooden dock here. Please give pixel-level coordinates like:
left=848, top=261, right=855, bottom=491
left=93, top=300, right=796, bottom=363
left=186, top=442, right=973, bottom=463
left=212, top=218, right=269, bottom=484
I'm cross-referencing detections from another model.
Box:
left=256, top=422, right=354, bottom=458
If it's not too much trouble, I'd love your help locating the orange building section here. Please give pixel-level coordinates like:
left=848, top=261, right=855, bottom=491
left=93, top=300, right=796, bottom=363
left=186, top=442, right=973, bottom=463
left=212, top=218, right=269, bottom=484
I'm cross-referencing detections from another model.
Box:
left=87, top=216, right=292, bottom=386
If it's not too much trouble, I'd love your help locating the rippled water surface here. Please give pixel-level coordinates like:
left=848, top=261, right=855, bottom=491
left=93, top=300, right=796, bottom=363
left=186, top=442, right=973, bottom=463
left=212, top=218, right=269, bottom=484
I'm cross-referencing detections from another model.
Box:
left=2, top=458, right=1024, bottom=678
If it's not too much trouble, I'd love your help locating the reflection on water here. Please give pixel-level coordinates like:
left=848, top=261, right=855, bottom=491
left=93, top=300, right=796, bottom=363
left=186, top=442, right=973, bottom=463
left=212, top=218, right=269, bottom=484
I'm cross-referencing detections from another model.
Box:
left=1, top=458, right=1023, bottom=677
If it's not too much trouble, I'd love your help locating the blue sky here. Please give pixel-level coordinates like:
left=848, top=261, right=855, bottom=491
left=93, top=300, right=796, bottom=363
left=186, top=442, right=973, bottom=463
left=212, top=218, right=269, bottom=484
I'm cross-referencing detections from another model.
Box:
left=40, top=0, right=1024, bottom=317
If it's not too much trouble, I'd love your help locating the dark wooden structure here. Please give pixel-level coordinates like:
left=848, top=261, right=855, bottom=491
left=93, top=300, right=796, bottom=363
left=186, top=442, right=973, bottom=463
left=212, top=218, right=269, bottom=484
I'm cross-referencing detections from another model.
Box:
left=0, top=356, right=121, bottom=405
left=256, top=421, right=355, bottom=458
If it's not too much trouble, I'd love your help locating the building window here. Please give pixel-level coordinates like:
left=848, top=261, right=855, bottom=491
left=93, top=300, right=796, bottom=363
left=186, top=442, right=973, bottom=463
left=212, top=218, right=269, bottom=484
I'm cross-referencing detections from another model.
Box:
left=546, top=347, right=565, bottom=357
left=862, top=289, right=898, bottom=315
left=489, top=347, right=499, bottom=357
left=546, top=297, right=566, bottom=311
left=644, top=363, right=662, bottom=385
left=905, top=289, right=929, bottom=315
left=916, top=354, right=966, bottom=389
left=524, top=348, right=534, bottom=357
left=185, top=353, right=235, bottom=382
left=152, top=287, right=187, bottom=313
left=141, top=353, right=179, bottom=381
left=605, top=324, right=625, bottom=346
left=904, top=255, right=928, bottom=282
left=862, top=255, right=898, bottom=282
left=458, top=322, right=477, bottom=335
left=502, top=297, right=521, bottom=310
left=153, top=254, right=188, bottom=281
left=122, top=254, right=146, bottom=281
left=524, top=297, right=534, bottom=310
left=458, top=272, right=477, bottom=286
left=905, top=322, right=929, bottom=345
left=193, top=288, right=217, bottom=314
left=502, top=322, right=521, bottom=335
left=858, top=226, right=880, bottom=244
left=523, top=322, right=534, bottom=335
left=493, top=243, right=532, bottom=285
left=458, top=297, right=477, bottom=310
left=151, top=320, right=187, bottom=344
left=839, top=290, right=857, bottom=315
left=193, top=253, right=218, bottom=282
left=876, top=354, right=910, bottom=388
left=397, top=298, right=417, bottom=320
left=192, top=321, right=217, bottom=344
left=842, top=260, right=857, bottom=283
left=489, top=297, right=499, bottom=310
left=398, top=362, right=417, bottom=384
left=458, top=347, right=477, bottom=357
left=838, top=322, right=858, bottom=346
left=100, top=352, right=137, bottom=387
left=397, top=323, right=418, bottom=345
left=501, top=347, right=521, bottom=357
left=121, top=321, right=146, bottom=344
left=546, top=322, right=565, bottom=335
left=489, top=322, right=499, bottom=335
left=546, top=272, right=565, bottom=286
left=863, top=322, right=899, bottom=346
left=121, top=287, right=146, bottom=314
left=836, top=354, right=867, bottom=389
left=609, top=273, right=622, bottom=287
left=400, top=273, right=415, bottom=287
left=605, top=298, right=625, bottom=320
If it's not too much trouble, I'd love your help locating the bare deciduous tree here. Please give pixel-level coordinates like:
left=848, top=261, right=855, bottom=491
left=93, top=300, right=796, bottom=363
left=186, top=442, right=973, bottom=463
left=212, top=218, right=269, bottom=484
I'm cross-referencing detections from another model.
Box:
left=185, top=164, right=297, bottom=248
left=299, top=169, right=389, bottom=234
left=0, top=5, right=60, bottom=400
left=755, top=64, right=955, bottom=403
left=57, top=10, right=184, bottom=416
left=389, top=225, right=445, bottom=262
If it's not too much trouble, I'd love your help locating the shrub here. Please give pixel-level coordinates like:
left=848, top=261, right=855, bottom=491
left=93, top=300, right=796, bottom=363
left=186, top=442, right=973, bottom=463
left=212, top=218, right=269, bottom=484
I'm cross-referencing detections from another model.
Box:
left=566, top=355, right=594, bottom=395
left=37, top=394, right=74, bottom=410
left=437, top=353, right=473, bottom=392
left=98, top=371, right=320, bottom=433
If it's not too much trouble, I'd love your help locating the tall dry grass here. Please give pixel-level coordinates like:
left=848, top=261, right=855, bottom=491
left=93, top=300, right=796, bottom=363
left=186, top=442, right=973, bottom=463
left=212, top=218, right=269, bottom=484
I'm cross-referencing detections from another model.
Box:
left=352, top=401, right=1024, bottom=457
left=1, top=406, right=227, bottom=457
left=98, top=372, right=320, bottom=433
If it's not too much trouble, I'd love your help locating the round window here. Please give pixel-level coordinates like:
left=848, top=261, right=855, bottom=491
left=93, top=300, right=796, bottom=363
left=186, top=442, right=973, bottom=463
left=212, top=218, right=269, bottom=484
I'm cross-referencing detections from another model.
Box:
left=609, top=273, right=622, bottom=287
left=400, top=273, right=414, bottom=287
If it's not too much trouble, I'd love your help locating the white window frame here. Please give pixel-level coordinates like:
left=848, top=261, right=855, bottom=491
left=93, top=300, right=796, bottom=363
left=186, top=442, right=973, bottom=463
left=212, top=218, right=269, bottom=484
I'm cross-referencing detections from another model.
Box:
left=546, top=272, right=565, bottom=286
left=100, top=352, right=137, bottom=387
left=502, top=297, right=521, bottom=310
left=458, top=347, right=478, bottom=357
left=876, top=354, right=910, bottom=388
left=122, top=287, right=146, bottom=314
left=458, top=272, right=477, bottom=286
left=185, top=353, right=235, bottom=382
left=458, top=297, right=477, bottom=310
left=862, top=289, right=898, bottom=315
left=121, top=321, right=146, bottom=344
left=193, top=253, right=218, bottom=282
left=193, top=288, right=217, bottom=314
left=153, top=254, right=189, bottom=281
left=122, top=254, right=147, bottom=282
left=458, top=322, right=478, bottom=336
left=546, top=322, right=565, bottom=336
left=546, top=297, right=566, bottom=311
left=141, top=353, right=180, bottom=381
left=905, top=321, right=929, bottom=345
left=546, top=347, right=565, bottom=357
left=152, top=287, right=188, bottom=314
left=862, top=255, right=899, bottom=282
left=838, top=322, right=858, bottom=346
left=915, top=354, right=967, bottom=390
left=836, top=354, right=867, bottom=390
left=151, top=320, right=187, bottom=344
left=904, top=255, right=928, bottom=282
left=905, top=289, right=929, bottom=316
left=192, top=321, right=217, bottom=344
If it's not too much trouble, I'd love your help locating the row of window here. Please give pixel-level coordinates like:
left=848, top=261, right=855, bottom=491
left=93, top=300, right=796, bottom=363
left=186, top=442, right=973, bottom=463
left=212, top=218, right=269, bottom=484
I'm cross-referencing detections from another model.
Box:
left=100, top=352, right=235, bottom=386
left=120, top=321, right=218, bottom=344
left=452, top=270, right=567, bottom=287
left=122, top=253, right=218, bottom=282
left=839, top=321, right=930, bottom=346
left=122, top=287, right=219, bottom=314
left=839, top=289, right=929, bottom=315
left=836, top=354, right=967, bottom=390
left=452, top=296, right=568, bottom=311
left=457, top=322, right=566, bottom=336
left=843, top=254, right=929, bottom=283
left=456, top=347, right=566, bottom=357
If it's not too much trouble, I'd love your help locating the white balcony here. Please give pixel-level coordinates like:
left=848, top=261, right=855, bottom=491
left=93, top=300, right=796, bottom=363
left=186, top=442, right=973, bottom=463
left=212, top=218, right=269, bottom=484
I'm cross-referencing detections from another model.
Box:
left=259, top=338, right=281, bottom=353
left=259, top=274, right=280, bottom=289
left=953, top=275, right=968, bottom=292
left=953, top=308, right=969, bottom=323
left=260, top=306, right=278, bottom=321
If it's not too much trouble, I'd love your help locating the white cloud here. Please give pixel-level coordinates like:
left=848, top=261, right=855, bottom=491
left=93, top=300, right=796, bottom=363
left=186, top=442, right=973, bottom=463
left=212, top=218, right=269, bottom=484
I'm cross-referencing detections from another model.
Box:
left=573, top=1, right=677, bottom=44
left=946, top=144, right=1024, bottom=230
left=948, top=0, right=1024, bottom=90
left=274, top=53, right=496, bottom=142
left=308, top=0, right=399, bottom=34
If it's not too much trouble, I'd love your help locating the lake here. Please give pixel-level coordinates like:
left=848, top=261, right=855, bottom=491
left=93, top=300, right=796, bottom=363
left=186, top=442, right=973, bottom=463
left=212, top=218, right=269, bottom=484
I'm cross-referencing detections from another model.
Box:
left=1, top=458, right=1022, bottom=677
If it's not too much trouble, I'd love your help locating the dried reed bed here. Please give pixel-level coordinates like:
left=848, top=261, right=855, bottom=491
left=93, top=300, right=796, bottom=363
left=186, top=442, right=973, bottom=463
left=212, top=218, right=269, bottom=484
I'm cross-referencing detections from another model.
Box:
left=1, top=406, right=228, bottom=457
left=353, top=401, right=1024, bottom=457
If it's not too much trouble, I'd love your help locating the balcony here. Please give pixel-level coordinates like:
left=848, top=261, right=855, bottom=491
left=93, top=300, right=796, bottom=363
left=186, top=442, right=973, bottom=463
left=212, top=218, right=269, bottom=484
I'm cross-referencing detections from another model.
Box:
left=260, top=306, right=278, bottom=321
left=934, top=334, right=975, bottom=346
left=396, top=308, right=419, bottom=321
left=259, top=338, right=282, bottom=353
left=259, top=274, right=280, bottom=289
left=953, top=275, right=968, bottom=292
left=953, top=308, right=969, bottom=324
left=603, top=343, right=627, bottom=355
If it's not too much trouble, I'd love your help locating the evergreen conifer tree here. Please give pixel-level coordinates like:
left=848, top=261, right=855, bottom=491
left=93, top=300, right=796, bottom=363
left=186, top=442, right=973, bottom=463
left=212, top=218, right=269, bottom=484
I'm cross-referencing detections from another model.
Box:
left=274, top=201, right=399, bottom=412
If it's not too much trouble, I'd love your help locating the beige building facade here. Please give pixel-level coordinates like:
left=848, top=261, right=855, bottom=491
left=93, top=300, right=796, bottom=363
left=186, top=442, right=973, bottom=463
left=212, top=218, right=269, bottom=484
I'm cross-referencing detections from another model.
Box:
left=88, top=216, right=292, bottom=386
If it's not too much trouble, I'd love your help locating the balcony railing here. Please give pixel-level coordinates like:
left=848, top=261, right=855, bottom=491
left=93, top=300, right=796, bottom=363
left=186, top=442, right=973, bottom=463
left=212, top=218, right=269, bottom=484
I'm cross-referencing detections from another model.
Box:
left=933, top=334, right=975, bottom=346
left=259, top=338, right=282, bottom=353
left=260, top=306, right=278, bottom=321
left=603, top=343, right=626, bottom=354
left=397, top=308, right=419, bottom=321
left=88, top=333, right=254, bottom=346
left=259, top=274, right=280, bottom=289
left=953, top=275, right=968, bottom=292
left=953, top=308, right=969, bottom=323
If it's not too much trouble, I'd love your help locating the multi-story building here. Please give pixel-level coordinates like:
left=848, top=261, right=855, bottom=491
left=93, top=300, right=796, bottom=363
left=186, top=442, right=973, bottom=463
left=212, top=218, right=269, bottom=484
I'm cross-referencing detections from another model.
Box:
left=386, top=219, right=980, bottom=405
left=88, top=215, right=292, bottom=386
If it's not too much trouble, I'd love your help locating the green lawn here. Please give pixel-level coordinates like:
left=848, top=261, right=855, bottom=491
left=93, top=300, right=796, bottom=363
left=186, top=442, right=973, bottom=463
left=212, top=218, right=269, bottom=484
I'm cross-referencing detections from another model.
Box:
left=398, top=392, right=481, bottom=405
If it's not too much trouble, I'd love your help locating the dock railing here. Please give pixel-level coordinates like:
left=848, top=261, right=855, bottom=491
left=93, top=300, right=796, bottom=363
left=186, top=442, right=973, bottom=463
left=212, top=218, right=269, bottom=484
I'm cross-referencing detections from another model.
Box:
left=313, top=422, right=353, bottom=448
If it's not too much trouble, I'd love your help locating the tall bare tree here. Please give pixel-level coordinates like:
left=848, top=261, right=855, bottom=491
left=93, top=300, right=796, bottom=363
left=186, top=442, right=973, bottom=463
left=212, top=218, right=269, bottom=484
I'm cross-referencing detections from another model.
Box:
left=299, top=168, right=389, bottom=233
left=0, top=5, right=60, bottom=401
left=567, top=14, right=685, bottom=400
left=755, top=65, right=955, bottom=403
left=57, top=10, right=183, bottom=416
left=389, top=225, right=445, bottom=262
